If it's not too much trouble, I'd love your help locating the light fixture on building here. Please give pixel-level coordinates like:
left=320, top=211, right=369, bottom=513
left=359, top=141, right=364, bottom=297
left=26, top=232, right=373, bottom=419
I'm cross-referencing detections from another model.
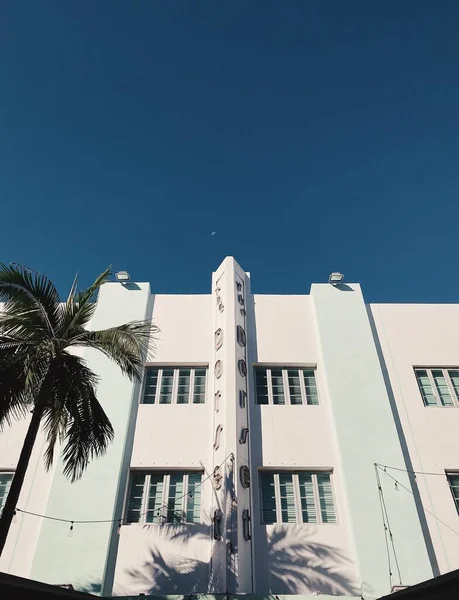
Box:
left=115, top=271, right=131, bottom=283
left=328, top=272, right=344, bottom=286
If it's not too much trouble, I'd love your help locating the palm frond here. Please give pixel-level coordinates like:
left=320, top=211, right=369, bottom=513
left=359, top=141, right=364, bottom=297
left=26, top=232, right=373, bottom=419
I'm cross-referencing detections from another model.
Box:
left=0, top=263, right=60, bottom=338
left=75, top=266, right=111, bottom=307
left=0, top=346, right=36, bottom=426
left=66, top=272, right=78, bottom=304
left=70, top=320, right=158, bottom=381
left=57, top=266, right=112, bottom=338
left=39, top=353, right=114, bottom=480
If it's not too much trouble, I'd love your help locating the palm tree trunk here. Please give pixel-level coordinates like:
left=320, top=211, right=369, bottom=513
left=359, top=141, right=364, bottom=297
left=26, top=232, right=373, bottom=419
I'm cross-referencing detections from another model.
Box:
left=0, top=405, right=44, bottom=556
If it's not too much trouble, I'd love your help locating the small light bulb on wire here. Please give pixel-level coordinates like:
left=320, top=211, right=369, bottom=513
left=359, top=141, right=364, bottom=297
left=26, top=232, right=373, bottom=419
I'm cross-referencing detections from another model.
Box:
left=117, top=520, right=122, bottom=535
left=394, top=481, right=399, bottom=491
left=13, top=510, right=17, bottom=524
left=68, top=522, right=74, bottom=537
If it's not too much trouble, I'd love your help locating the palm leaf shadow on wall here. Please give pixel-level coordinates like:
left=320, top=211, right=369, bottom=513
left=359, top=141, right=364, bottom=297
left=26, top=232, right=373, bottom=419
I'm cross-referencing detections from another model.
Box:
left=115, top=521, right=359, bottom=596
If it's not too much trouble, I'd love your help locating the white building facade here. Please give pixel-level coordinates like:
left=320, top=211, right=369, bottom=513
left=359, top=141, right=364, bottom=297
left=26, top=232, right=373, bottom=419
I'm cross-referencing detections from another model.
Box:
left=1, top=257, right=459, bottom=598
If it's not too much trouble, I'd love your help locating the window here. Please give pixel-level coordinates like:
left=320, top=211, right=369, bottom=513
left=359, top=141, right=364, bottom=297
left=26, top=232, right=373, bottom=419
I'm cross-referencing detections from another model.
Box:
left=415, top=368, right=459, bottom=407
left=260, top=471, right=336, bottom=524
left=142, top=367, right=207, bottom=404
left=126, top=471, right=202, bottom=524
left=254, top=367, right=319, bottom=405
left=0, top=473, right=13, bottom=514
left=447, top=474, right=459, bottom=514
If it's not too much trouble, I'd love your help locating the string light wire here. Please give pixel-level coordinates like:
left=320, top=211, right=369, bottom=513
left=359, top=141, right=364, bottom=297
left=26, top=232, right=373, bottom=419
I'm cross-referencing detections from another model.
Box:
left=375, top=465, right=394, bottom=590
left=16, top=453, right=234, bottom=526
left=377, top=466, right=459, bottom=539
left=375, top=463, right=448, bottom=477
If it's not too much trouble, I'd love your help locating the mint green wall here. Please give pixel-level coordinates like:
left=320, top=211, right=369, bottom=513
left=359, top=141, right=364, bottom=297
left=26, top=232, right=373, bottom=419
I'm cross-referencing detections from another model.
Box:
left=31, top=282, right=151, bottom=593
left=311, top=283, right=433, bottom=597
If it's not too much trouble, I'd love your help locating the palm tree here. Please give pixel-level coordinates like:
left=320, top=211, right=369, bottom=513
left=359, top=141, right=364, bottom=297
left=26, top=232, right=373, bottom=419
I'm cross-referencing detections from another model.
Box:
left=0, top=264, right=157, bottom=555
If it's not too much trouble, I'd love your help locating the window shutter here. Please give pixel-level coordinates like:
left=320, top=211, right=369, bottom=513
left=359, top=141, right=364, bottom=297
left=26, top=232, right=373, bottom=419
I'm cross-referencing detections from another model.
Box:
left=447, top=474, right=459, bottom=514
left=177, top=369, right=191, bottom=404
left=298, top=472, right=317, bottom=523
left=431, top=370, right=453, bottom=406
left=255, top=368, right=269, bottom=404
left=271, top=369, right=285, bottom=405
left=316, top=473, right=336, bottom=523
left=146, top=474, right=165, bottom=523
left=186, top=473, right=202, bottom=523
left=287, top=369, right=303, bottom=405
left=303, top=370, right=319, bottom=405
left=193, top=369, right=207, bottom=404
left=448, top=370, right=459, bottom=401
left=260, top=472, right=277, bottom=524
left=127, top=472, right=146, bottom=523
left=0, top=474, right=13, bottom=514
left=278, top=473, right=296, bottom=523
left=143, top=369, right=159, bottom=404
left=415, top=370, right=437, bottom=406
left=159, top=369, right=174, bottom=404
left=167, top=474, right=184, bottom=523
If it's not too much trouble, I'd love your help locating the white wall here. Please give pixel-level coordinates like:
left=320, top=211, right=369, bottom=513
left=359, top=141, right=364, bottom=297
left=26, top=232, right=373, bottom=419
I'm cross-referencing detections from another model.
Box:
left=312, top=284, right=433, bottom=598
left=150, top=294, right=212, bottom=362
left=370, top=303, right=459, bottom=576
left=0, top=420, right=56, bottom=578
left=249, top=295, right=360, bottom=595
left=113, top=293, right=214, bottom=595
left=253, top=295, right=318, bottom=364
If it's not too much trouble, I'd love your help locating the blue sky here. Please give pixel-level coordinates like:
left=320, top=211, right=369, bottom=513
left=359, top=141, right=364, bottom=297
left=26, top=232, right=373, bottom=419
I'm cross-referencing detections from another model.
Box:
left=1, top=1, right=459, bottom=302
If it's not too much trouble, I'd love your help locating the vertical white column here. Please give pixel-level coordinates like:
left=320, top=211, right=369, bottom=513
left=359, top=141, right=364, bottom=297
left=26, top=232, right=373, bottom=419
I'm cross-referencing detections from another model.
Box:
left=311, top=282, right=433, bottom=597
left=209, top=257, right=253, bottom=593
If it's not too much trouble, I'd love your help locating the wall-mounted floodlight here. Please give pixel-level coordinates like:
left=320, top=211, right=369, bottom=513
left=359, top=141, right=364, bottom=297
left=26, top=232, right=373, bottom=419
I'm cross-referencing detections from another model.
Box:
left=115, top=271, right=131, bottom=283
left=328, top=272, right=344, bottom=286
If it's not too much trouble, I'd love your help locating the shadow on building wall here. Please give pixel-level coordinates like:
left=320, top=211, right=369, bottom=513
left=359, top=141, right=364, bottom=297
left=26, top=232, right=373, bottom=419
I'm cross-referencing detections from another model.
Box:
left=258, top=525, right=359, bottom=595
left=111, top=520, right=357, bottom=596
left=366, top=305, right=440, bottom=578
left=112, top=518, right=211, bottom=596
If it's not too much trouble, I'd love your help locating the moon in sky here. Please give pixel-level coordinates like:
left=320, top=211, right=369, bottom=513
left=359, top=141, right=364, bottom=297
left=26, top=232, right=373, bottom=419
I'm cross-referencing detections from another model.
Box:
left=212, top=231, right=216, bottom=236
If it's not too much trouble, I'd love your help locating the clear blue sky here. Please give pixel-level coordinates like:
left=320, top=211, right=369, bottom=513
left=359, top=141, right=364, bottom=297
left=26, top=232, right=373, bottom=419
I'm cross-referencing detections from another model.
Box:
left=1, top=1, right=459, bottom=302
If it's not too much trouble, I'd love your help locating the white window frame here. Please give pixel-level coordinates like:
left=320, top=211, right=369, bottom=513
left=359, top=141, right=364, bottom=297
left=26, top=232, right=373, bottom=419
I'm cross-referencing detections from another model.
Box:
left=141, top=366, right=208, bottom=405
left=126, top=470, right=203, bottom=525
left=0, top=472, right=14, bottom=514
left=414, top=367, right=459, bottom=408
left=260, top=470, right=336, bottom=525
left=254, top=366, right=319, bottom=406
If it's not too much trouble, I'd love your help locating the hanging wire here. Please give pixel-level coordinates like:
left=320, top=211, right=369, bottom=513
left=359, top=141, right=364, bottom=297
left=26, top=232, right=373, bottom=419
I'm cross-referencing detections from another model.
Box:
left=16, top=453, right=234, bottom=526
left=374, top=464, right=394, bottom=590
left=375, top=465, right=402, bottom=585
left=375, top=463, right=448, bottom=477
left=379, top=467, right=459, bottom=539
